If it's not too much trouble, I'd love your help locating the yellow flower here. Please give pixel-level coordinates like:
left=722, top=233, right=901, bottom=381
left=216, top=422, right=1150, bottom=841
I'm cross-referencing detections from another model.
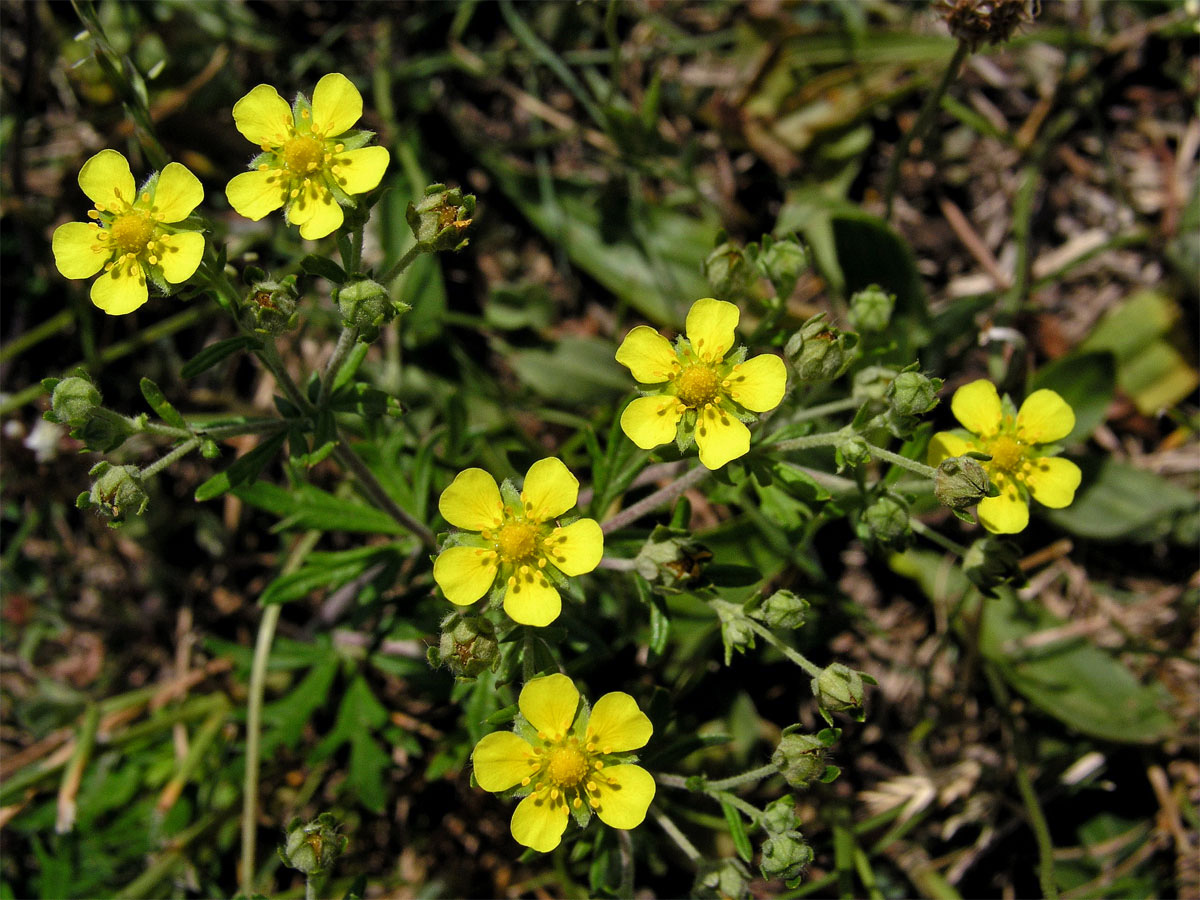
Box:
left=225, top=72, right=390, bottom=240
left=51, top=150, right=205, bottom=315
left=615, top=298, right=787, bottom=469
left=472, top=673, right=655, bottom=853
left=928, top=379, right=1082, bottom=534
left=433, top=458, right=603, bottom=627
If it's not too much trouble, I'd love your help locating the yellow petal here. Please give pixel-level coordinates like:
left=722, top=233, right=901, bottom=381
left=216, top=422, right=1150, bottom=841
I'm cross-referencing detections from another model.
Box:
left=433, top=546, right=498, bottom=606
left=586, top=693, right=652, bottom=753
left=695, top=404, right=750, bottom=469
left=593, top=765, right=656, bottom=830
left=331, top=146, right=390, bottom=196
left=225, top=170, right=286, bottom=221
left=521, top=458, right=578, bottom=522
left=510, top=793, right=569, bottom=852
left=543, top=519, right=603, bottom=577
left=977, top=476, right=1029, bottom=534
left=615, top=326, right=678, bottom=383
left=90, top=260, right=148, bottom=316
left=503, top=570, right=562, bottom=627
left=439, top=468, right=503, bottom=531
left=152, top=163, right=204, bottom=222
left=52, top=222, right=110, bottom=279
left=1016, top=389, right=1075, bottom=444
left=1025, top=456, right=1081, bottom=509
left=518, top=673, right=578, bottom=737
left=157, top=232, right=204, bottom=283
left=78, top=150, right=136, bottom=210
left=620, top=395, right=681, bottom=450
left=685, top=297, right=738, bottom=362
left=726, top=353, right=786, bottom=412
left=285, top=180, right=318, bottom=227
left=927, top=430, right=972, bottom=465
left=311, top=72, right=362, bottom=137
left=232, top=84, right=293, bottom=147
left=471, top=731, right=535, bottom=792
left=298, top=187, right=344, bottom=239
left=951, top=380, right=1003, bottom=438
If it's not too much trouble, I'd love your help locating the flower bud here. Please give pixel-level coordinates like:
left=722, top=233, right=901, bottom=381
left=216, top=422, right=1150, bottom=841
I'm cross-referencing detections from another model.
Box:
left=962, top=536, right=1024, bottom=595
left=835, top=433, right=871, bottom=471
left=694, top=858, right=751, bottom=900
left=429, top=614, right=499, bottom=678
left=852, top=365, right=899, bottom=404
left=887, top=370, right=942, bottom=418
left=760, top=830, right=813, bottom=882
left=406, top=184, right=475, bottom=252
left=760, top=795, right=800, bottom=834
left=44, top=374, right=102, bottom=428
left=848, top=284, right=895, bottom=333
left=857, top=494, right=911, bottom=550
left=242, top=276, right=299, bottom=335
left=811, top=663, right=866, bottom=717
left=755, top=236, right=809, bottom=301
left=935, top=456, right=991, bottom=510
left=756, top=590, right=808, bottom=630
left=85, top=462, right=148, bottom=524
left=337, top=278, right=408, bottom=342
left=634, top=525, right=712, bottom=591
left=940, top=0, right=1035, bottom=51
left=784, top=314, right=858, bottom=384
left=278, top=813, right=348, bottom=877
left=771, top=733, right=827, bottom=790
left=703, top=239, right=758, bottom=303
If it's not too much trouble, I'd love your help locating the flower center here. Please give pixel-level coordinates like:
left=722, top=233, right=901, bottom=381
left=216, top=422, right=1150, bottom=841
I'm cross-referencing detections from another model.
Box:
left=495, top=522, right=539, bottom=562
left=109, top=212, right=156, bottom=256
left=282, top=135, right=325, bottom=176
left=675, top=364, right=721, bottom=408
left=987, top=435, right=1024, bottom=472
left=546, top=745, right=589, bottom=788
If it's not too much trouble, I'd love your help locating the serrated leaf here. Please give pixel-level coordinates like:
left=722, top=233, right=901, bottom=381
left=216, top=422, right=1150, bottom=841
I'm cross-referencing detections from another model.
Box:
left=139, top=378, right=187, bottom=430
left=194, top=432, right=286, bottom=502
left=180, top=336, right=261, bottom=379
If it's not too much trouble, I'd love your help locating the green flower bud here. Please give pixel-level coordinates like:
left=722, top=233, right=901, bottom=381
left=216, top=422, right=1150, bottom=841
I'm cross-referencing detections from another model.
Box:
left=278, top=813, right=348, bottom=877
left=406, top=183, right=475, bottom=252
left=962, top=536, right=1024, bottom=596
left=835, top=434, right=871, bottom=471
left=848, top=284, right=895, bottom=333
left=760, top=795, right=800, bottom=835
left=784, top=314, right=858, bottom=384
left=703, top=239, right=758, bottom=303
left=756, top=590, right=809, bottom=630
left=337, top=278, right=408, bottom=342
left=887, top=370, right=942, bottom=418
left=857, top=494, right=912, bottom=550
left=634, top=525, right=713, bottom=591
left=85, top=462, right=148, bottom=524
left=74, top=407, right=134, bottom=453
left=852, top=365, right=899, bottom=404
left=811, top=663, right=866, bottom=717
left=755, top=235, right=809, bottom=300
left=242, top=276, right=299, bottom=335
left=45, top=374, right=102, bottom=428
left=430, top=614, right=499, bottom=678
left=711, top=599, right=757, bottom=665
left=771, top=733, right=827, bottom=790
left=694, top=858, right=752, bottom=900
left=935, top=456, right=991, bottom=510
left=760, top=830, right=813, bottom=882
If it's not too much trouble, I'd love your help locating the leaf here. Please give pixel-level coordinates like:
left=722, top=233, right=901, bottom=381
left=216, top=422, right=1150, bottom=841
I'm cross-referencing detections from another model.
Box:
left=312, top=676, right=391, bottom=813
left=1046, top=457, right=1193, bottom=541
left=194, top=432, right=286, bottom=502
left=510, top=337, right=630, bottom=404
left=300, top=254, right=347, bottom=284
left=1028, top=351, right=1116, bottom=445
left=180, top=336, right=261, bottom=379
left=259, top=545, right=402, bottom=606
left=234, top=481, right=408, bottom=535
left=262, top=655, right=339, bottom=752
left=139, top=378, right=187, bottom=430
left=721, top=799, right=754, bottom=864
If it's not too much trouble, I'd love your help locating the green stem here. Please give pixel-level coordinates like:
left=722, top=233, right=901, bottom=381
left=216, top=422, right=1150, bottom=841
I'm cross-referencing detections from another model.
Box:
left=331, top=443, right=437, bottom=549
left=744, top=618, right=823, bottom=677
left=255, top=340, right=312, bottom=414
left=600, top=463, right=710, bottom=534
left=714, top=790, right=763, bottom=825
left=865, top=443, right=938, bottom=480
left=651, top=806, right=702, bottom=863
left=768, top=430, right=846, bottom=453
left=910, top=519, right=970, bottom=557
left=318, top=325, right=358, bottom=407
left=377, top=244, right=423, bottom=286
left=616, top=828, right=635, bottom=899
left=883, top=40, right=971, bottom=221
left=771, top=397, right=862, bottom=432
left=705, top=763, right=778, bottom=792
left=139, top=438, right=200, bottom=480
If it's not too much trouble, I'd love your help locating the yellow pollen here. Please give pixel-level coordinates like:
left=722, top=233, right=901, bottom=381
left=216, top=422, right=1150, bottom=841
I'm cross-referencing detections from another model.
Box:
left=281, top=135, right=325, bottom=175
left=987, top=435, right=1025, bottom=473
left=674, top=364, right=721, bottom=408
left=546, top=746, right=589, bottom=788
left=108, top=212, right=156, bottom=256
left=495, top=521, right=539, bottom=562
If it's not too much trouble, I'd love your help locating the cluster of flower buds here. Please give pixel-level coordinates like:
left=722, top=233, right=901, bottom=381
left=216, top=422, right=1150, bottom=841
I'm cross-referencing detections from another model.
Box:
left=785, top=313, right=859, bottom=384
left=701, top=232, right=810, bottom=305
left=694, top=857, right=753, bottom=900
left=406, top=184, right=475, bottom=253
left=43, top=372, right=132, bottom=453
left=940, top=0, right=1037, bottom=51
left=758, top=796, right=814, bottom=882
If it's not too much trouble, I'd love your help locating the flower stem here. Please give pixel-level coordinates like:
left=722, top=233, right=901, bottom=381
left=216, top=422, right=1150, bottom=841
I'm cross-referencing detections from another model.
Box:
left=744, top=618, right=823, bottom=678
left=865, top=443, right=938, bottom=480
left=138, top=437, right=200, bottom=480
left=377, top=244, right=423, bottom=286
left=331, top=443, right=437, bottom=549
left=910, top=519, right=970, bottom=557
left=768, top=430, right=846, bottom=453
left=318, top=325, right=358, bottom=407
left=715, top=790, right=763, bottom=825
left=705, top=763, right=779, bottom=792
left=601, top=464, right=710, bottom=534
left=651, top=806, right=702, bottom=863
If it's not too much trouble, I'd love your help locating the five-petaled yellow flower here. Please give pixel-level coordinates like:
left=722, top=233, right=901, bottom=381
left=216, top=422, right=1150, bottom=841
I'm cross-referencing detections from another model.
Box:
left=615, top=298, right=787, bottom=469
left=472, top=673, right=655, bottom=853
left=51, top=150, right=205, bottom=315
left=225, top=72, right=390, bottom=240
left=433, top=458, right=603, bottom=627
left=929, top=379, right=1082, bottom=533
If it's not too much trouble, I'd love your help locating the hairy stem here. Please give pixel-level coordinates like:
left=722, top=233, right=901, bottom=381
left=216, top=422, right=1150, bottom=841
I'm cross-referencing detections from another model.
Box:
left=331, top=443, right=437, bottom=549
left=601, top=464, right=710, bottom=534
left=651, top=806, right=702, bottom=863
left=139, top=438, right=200, bottom=480
left=744, top=618, right=823, bottom=678
left=318, top=325, right=359, bottom=407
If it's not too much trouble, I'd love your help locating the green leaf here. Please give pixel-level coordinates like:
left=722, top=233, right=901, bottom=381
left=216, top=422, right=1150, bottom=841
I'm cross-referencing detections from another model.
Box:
left=180, top=336, right=261, bottom=379
left=139, top=378, right=187, bottom=430
left=301, top=254, right=347, bottom=284
left=312, top=676, right=391, bottom=812
left=510, top=337, right=630, bottom=404
left=234, top=481, right=408, bottom=535
left=720, top=799, right=754, bottom=864
left=262, top=655, right=339, bottom=752
left=194, top=431, right=286, bottom=502
left=1028, top=351, right=1116, bottom=445
left=1046, top=457, right=1192, bottom=541
left=259, top=545, right=402, bottom=606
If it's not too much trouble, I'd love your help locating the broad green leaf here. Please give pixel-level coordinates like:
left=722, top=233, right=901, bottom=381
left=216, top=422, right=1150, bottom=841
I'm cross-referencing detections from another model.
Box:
left=1028, top=351, right=1116, bottom=445
left=1046, top=458, right=1192, bottom=541
left=300, top=254, right=347, bottom=284
left=180, top=336, right=261, bottom=379
left=510, top=337, right=630, bottom=404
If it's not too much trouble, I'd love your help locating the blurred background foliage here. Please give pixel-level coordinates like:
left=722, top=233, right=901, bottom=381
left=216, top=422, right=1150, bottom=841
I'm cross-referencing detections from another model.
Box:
left=0, top=1, right=1197, bottom=898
